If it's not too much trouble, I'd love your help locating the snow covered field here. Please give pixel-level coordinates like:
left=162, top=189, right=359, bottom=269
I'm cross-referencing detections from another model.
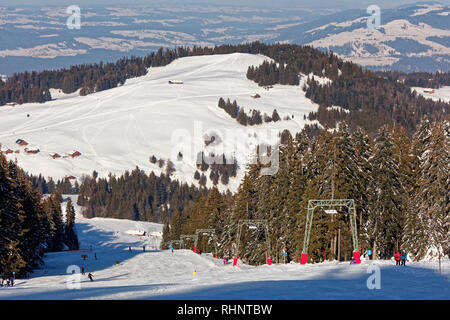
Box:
left=0, top=197, right=448, bottom=300
left=411, top=86, right=450, bottom=103
left=0, top=53, right=319, bottom=192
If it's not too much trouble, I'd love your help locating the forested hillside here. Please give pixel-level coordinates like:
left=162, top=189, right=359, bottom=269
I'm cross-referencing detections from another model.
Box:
left=163, top=119, right=449, bottom=264
left=2, top=42, right=449, bottom=137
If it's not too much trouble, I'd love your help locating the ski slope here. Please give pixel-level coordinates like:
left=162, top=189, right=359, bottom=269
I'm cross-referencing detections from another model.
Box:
left=0, top=53, right=320, bottom=192
left=0, top=196, right=448, bottom=300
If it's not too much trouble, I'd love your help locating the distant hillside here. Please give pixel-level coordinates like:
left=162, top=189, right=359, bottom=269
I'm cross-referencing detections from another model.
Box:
left=0, top=2, right=448, bottom=74
left=283, top=2, right=450, bottom=72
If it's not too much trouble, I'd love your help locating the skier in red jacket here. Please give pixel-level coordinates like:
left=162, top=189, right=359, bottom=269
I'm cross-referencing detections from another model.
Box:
left=394, top=251, right=401, bottom=265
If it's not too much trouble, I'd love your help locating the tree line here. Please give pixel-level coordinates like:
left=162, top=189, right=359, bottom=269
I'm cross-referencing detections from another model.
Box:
left=76, top=167, right=208, bottom=223
left=218, top=97, right=282, bottom=126
left=377, top=70, right=450, bottom=89
left=29, top=174, right=80, bottom=195
left=304, top=73, right=449, bottom=136
left=246, top=60, right=299, bottom=86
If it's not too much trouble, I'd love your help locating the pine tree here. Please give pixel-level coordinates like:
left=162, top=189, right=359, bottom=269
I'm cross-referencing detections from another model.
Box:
left=64, top=198, right=79, bottom=250
left=0, top=154, right=56, bottom=276
left=271, top=109, right=281, bottom=122
left=0, top=157, right=27, bottom=274
left=406, top=120, right=449, bottom=259
left=45, top=193, right=65, bottom=252
left=284, top=131, right=310, bottom=262
left=10, top=163, right=49, bottom=273
left=367, top=126, right=405, bottom=259
left=161, top=218, right=171, bottom=249
left=237, top=107, right=248, bottom=126
left=169, top=210, right=183, bottom=241
left=353, top=127, right=373, bottom=251
left=390, top=126, right=414, bottom=251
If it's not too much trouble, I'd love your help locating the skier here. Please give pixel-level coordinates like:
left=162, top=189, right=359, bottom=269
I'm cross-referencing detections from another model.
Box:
left=9, top=273, right=14, bottom=287
left=129, top=246, right=132, bottom=253
left=115, top=261, right=119, bottom=267
left=171, top=247, right=174, bottom=253
left=88, top=273, right=94, bottom=282
left=81, top=266, right=85, bottom=275
left=401, top=252, right=407, bottom=266
left=394, top=251, right=401, bottom=265
left=143, top=245, right=146, bottom=252
left=367, top=249, right=373, bottom=260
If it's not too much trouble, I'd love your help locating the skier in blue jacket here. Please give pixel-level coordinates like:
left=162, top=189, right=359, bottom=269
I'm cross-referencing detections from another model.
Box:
left=401, top=252, right=407, bottom=266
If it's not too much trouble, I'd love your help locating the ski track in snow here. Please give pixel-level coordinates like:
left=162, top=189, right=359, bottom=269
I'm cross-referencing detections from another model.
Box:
left=0, top=196, right=448, bottom=300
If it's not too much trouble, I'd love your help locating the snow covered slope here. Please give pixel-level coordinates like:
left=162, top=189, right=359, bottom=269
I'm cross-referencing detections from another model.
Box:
left=0, top=205, right=448, bottom=300
left=411, top=86, right=450, bottom=102
left=0, top=53, right=319, bottom=192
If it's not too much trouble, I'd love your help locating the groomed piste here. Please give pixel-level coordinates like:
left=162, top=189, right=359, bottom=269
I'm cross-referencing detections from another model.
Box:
left=0, top=195, right=448, bottom=300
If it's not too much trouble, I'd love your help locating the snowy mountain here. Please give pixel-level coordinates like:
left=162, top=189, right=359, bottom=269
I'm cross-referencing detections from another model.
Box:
left=0, top=53, right=320, bottom=192
left=1, top=2, right=448, bottom=75
left=285, top=2, right=450, bottom=72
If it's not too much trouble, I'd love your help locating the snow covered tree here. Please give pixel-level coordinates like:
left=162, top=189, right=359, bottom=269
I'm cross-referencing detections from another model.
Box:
left=44, top=193, right=65, bottom=252
left=405, top=120, right=449, bottom=259
left=367, top=126, right=405, bottom=259
left=352, top=127, right=373, bottom=250
left=283, top=131, right=310, bottom=262
left=0, top=158, right=27, bottom=274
